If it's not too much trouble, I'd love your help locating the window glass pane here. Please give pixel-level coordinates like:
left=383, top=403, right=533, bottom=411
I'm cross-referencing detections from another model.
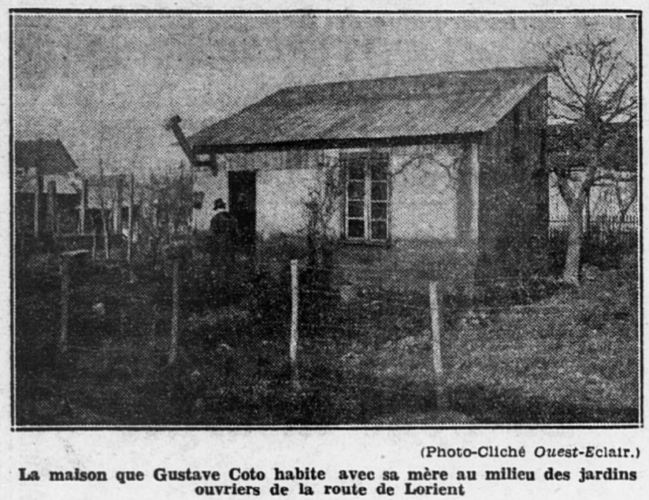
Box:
left=344, top=152, right=390, bottom=241
left=346, top=156, right=366, bottom=180
left=371, top=182, right=388, bottom=201
left=348, top=181, right=365, bottom=200
left=348, top=200, right=364, bottom=218
left=371, top=220, right=387, bottom=240
left=371, top=202, right=387, bottom=220
left=348, top=219, right=365, bottom=238
left=370, top=158, right=388, bottom=180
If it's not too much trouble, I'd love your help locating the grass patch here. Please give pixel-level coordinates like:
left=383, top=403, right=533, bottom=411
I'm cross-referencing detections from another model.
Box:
left=14, top=250, right=639, bottom=426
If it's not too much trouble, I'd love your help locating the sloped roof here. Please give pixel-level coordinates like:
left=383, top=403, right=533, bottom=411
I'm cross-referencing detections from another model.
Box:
left=15, top=139, right=79, bottom=175
left=190, top=65, right=549, bottom=152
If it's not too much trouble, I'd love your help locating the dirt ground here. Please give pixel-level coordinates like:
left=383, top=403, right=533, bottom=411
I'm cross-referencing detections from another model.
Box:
left=14, top=254, right=639, bottom=426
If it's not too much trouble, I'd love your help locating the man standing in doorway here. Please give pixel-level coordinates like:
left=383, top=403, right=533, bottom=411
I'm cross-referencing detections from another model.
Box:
left=210, top=198, right=238, bottom=270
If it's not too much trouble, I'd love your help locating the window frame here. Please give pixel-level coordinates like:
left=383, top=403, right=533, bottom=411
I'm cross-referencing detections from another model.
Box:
left=341, top=151, right=391, bottom=243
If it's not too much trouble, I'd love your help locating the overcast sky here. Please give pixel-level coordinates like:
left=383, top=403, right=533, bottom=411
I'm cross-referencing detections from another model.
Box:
left=13, top=13, right=638, bottom=176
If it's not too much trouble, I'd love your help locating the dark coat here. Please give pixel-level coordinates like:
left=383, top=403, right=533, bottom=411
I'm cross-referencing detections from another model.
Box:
left=209, top=211, right=237, bottom=266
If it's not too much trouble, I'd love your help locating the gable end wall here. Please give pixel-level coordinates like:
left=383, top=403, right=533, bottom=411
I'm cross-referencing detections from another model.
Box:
left=477, top=78, right=548, bottom=279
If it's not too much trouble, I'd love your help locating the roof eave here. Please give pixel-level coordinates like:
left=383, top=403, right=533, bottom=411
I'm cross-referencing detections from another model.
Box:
left=192, top=131, right=485, bottom=155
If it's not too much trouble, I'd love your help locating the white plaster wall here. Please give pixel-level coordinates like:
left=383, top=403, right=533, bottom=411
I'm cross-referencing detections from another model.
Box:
left=192, top=167, right=227, bottom=230
left=191, top=150, right=333, bottom=237
left=256, top=168, right=321, bottom=240
left=191, top=145, right=475, bottom=243
left=390, top=144, right=462, bottom=241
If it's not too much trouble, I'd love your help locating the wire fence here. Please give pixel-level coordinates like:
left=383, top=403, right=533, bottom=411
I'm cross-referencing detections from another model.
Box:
left=549, top=216, right=638, bottom=249
left=14, top=247, right=639, bottom=425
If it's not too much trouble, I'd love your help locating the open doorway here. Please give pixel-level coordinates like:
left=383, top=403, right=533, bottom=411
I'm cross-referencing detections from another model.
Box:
left=228, top=171, right=256, bottom=249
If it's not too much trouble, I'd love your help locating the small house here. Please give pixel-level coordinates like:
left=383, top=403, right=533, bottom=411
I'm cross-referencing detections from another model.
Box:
left=178, top=66, right=550, bottom=285
left=14, top=139, right=82, bottom=235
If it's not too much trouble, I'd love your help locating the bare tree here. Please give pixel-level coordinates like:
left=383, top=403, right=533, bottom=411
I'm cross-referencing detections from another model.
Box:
left=303, top=154, right=344, bottom=268
left=302, top=145, right=465, bottom=268
left=97, top=159, right=111, bottom=259
left=391, top=144, right=463, bottom=190
left=547, top=35, right=637, bottom=284
left=137, top=163, right=195, bottom=267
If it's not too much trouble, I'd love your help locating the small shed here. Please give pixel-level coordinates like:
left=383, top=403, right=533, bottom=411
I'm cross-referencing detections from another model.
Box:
left=183, top=65, right=550, bottom=285
left=15, top=139, right=82, bottom=234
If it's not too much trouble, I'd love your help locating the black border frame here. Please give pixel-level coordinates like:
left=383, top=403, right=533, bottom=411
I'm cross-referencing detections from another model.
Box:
left=8, top=8, right=643, bottom=431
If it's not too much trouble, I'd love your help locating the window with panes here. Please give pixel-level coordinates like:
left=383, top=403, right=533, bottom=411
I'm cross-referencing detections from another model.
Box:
left=342, top=152, right=389, bottom=241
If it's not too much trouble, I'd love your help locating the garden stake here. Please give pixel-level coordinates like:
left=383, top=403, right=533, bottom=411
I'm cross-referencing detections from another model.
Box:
left=290, top=259, right=300, bottom=389
left=169, top=257, right=180, bottom=364
left=429, top=281, right=446, bottom=410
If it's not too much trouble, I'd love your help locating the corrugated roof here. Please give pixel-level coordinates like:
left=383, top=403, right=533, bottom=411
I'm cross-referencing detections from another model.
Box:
left=15, top=139, right=79, bottom=175
left=190, top=65, right=549, bottom=151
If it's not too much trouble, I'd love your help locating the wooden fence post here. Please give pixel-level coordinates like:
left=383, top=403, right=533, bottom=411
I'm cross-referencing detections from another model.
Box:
left=127, top=172, right=135, bottom=268
left=149, top=304, right=158, bottom=345
left=103, top=210, right=110, bottom=260
left=47, top=180, right=57, bottom=235
left=33, top=175, right=43, bottom=238
left=429, top=281, right=445, bottom=409
left=290, top=259, right=299, bottom=388
left=114, top=175, right=124, bottom=236
left=79, top=178, right=88, bottom=234
left=60, top=255, right=71, bottom=353
left=169, top=256, right=180, bottom=364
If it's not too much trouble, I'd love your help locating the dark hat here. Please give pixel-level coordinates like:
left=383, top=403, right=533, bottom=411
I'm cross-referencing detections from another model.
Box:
left=213, top=198, right=226, bottom=210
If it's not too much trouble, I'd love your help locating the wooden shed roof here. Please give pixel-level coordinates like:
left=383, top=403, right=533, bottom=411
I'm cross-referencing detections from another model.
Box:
left=15, top=139, right=79, bottom=176
left=190, top=65, right=549, bottom=153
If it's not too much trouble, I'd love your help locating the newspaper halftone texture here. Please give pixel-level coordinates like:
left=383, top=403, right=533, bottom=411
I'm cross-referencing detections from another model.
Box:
left=12, top=13, right=640, bottom=427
